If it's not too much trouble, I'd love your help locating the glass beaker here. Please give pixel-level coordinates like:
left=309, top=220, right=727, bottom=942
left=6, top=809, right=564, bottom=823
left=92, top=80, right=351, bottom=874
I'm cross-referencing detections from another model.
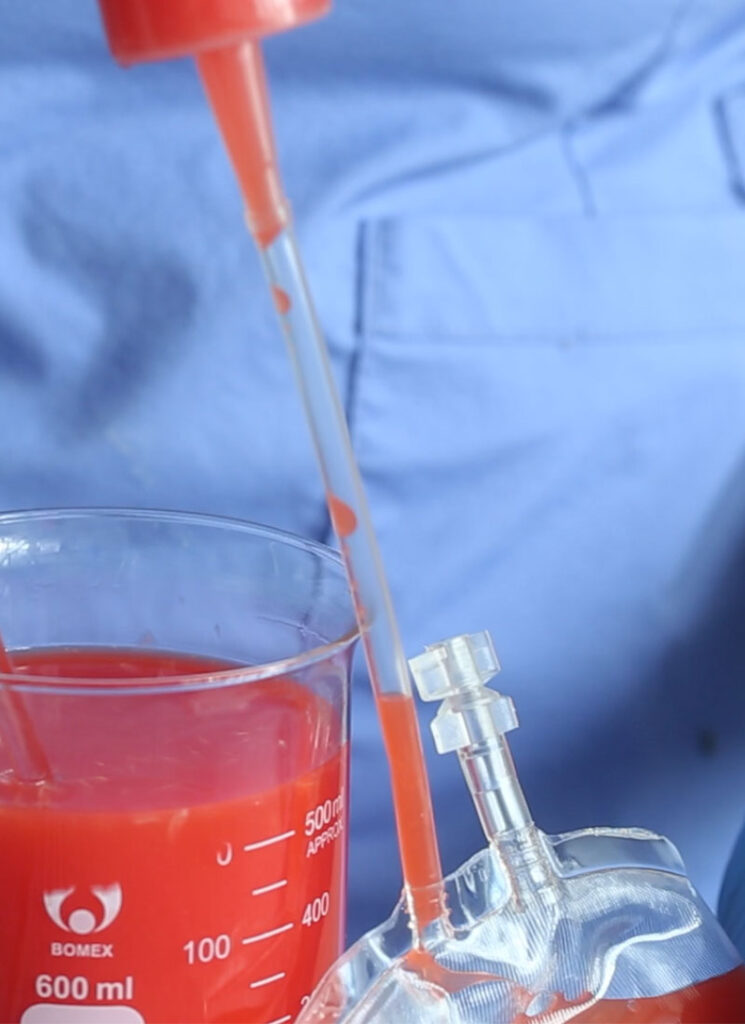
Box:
left=0, top=509, right=357, bottom=1024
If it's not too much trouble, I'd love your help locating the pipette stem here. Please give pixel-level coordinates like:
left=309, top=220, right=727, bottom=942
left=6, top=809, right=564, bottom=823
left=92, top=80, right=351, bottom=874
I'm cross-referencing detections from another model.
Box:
left=197, top=42, right=445, bottom=934
left=262, top=228, right=444, bottom=933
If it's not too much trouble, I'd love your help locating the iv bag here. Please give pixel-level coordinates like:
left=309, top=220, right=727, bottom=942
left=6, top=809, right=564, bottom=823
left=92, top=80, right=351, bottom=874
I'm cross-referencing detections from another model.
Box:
left=298, top=632, right=745, bottom=1024
left=299, top=825, right=745, bottom=1023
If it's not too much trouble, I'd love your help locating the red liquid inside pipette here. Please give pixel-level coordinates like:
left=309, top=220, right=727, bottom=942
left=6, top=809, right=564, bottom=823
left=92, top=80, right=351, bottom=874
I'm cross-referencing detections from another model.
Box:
left=377, top=694, right=445, bottom=928
left=0, top=647, right=347, bottom=1024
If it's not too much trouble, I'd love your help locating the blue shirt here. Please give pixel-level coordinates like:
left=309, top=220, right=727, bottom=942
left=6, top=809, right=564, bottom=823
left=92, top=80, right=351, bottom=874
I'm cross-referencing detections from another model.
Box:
left=2, top=0, right=745, bottom=942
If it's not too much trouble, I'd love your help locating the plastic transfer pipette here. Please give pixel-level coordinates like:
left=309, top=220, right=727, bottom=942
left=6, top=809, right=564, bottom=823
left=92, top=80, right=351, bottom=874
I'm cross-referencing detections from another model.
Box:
left=98, top=1, right=445, bottom=935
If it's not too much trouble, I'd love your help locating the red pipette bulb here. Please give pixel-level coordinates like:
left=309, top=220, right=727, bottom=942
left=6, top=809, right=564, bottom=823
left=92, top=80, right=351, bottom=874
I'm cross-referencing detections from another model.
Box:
left=98, top=0, right=329, bottom=246
left=98, top=0, right=330, bottom=63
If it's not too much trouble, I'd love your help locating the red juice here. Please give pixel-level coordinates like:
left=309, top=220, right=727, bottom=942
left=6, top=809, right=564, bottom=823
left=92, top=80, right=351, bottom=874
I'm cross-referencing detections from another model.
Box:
left=547, top=966, right=745, bottom=1022
left=0, top=648, right=348, bottom=1024
left=376, top=693, right=444, bottom=930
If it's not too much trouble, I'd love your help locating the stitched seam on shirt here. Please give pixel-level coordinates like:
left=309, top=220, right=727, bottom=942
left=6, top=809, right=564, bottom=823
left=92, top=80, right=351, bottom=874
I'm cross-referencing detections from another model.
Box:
left=345, top=221, right=371, bottom=442
left=365, top=220, right=394, bottom=339
left=561, top=123, right=597, bottom=216
left=366, top=326, right=745, bottom=345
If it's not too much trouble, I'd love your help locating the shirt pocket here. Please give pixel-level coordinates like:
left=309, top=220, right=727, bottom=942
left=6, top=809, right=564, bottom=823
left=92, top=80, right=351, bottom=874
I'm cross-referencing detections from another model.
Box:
left=717, top=83, right=745, bottom=204
left=359, top=215, right=745, bottom=344
left=347, top=213, right=745, bottom=896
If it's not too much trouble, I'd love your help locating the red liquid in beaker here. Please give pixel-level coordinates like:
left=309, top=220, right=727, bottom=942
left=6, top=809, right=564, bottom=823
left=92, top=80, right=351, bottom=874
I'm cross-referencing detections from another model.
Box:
left=513, top=966, right=745, bottom=1023
left=573, top=966, right=745, bottom=1023
left=0, top=648, right=347, bottom=1024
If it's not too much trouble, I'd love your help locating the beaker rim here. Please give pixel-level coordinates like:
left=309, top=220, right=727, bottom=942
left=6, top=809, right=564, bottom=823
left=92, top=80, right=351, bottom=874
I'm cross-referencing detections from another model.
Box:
left=0, top=506, right=359, bottom=695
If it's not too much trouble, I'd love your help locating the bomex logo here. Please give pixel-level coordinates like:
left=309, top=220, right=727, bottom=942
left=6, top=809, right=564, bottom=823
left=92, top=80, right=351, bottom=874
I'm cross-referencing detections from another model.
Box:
left=43, top=883, right=122, bottom=935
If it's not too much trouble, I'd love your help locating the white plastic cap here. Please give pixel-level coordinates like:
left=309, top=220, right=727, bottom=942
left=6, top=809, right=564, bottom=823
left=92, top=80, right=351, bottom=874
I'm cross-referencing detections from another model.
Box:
left=409, top=631, right=518, bottom=754
left=409, top=630, right=500, bottom=702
